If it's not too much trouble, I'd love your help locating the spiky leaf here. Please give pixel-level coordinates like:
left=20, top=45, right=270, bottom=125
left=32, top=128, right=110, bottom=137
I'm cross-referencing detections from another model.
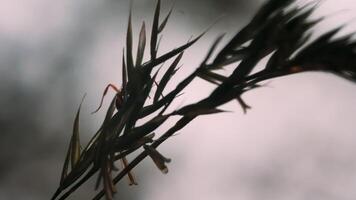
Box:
left=136, top=22, right=146, bottom=67
left=154, top=52, right=183, bottom=103
left=158, top=6, right=173, bottom=33
left=70, top=94, right=85, bottom=169
left=151, top=0, right=161, bottom=59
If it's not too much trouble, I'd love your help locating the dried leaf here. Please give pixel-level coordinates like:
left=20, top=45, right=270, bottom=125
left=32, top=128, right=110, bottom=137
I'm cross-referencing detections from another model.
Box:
left=102, top=164, right=114, bottom=200
left=144, top=145, right=171, bottom=174
left=121, top=157, right=138, bottom=185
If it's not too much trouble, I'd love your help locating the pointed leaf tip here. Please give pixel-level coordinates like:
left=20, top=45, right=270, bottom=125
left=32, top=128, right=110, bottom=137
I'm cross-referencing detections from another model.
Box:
left=202, top=33, right=225, bottom=66
left=151, top=0, right=161, bottom=60
left=136, top=22, right=146, bottom=67
left=158, top=5, right=173, bottom=33
left=127, top=9, right=134, bottom=71
left=154, top=52, right=184, bottom=103
left=70, top=94, right=86, bottom=169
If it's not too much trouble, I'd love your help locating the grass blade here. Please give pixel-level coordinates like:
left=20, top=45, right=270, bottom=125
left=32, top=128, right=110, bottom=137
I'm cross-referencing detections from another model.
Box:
left=136, top=22, right=146, bottom=67
left=201, top=33, right=225, bottom=66
left=122, top=50, right=127, bottom=95
left=71, top=94, right=86, bottom=169
left=158, top=6, right=173, bottom=33
left=153, top=52, right=183, bottom=103
left=126, top=9, right=134, bottom=74
left=60, top=141, right=72, bottom=186
left=198, top=69, right=227, bottom=84
left=151, top=0, right=160, bottom=60
left=145, top=32, right=204, bottom=71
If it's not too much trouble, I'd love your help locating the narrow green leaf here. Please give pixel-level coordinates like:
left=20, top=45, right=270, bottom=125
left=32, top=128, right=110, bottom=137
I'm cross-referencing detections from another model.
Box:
left=119, top=115, right=170, bottom=148
left=176, top=105, right=227, bottom=116
left=156, top=35, right=163, bottom=53
left=194, top=107, right=227, bottom=116
left=158, top=6, right=173, bottom=33
left=140, top=70, right=197, bottom=119
left=136, top=22, right=146, bottom=67
left=71, top=94, right=86, bottom=169
left=144, top=32, right=205, bottom=71
left=202, top=33, right=225, bottom=66
left=113, top=133, right=155, bottom=161
left=204, top=70, right=227, bottom=83
left=59, top=150, right=97, bottom=190
left=197, top=71, right=220, bottom=85
left=151, top=0, right=160, bottom=59
left=60, top=141, right=72, bottom=186
left=122, top=49, right=127, bottom=95
left=213, top=0, right=297, bottom=66
left=126, top=9, right=134, bottom=73
left=122, top=72, right=158, bottom=137
left=154, top=52, right=183, bottom=103
left=103, top=96, right=118, bottom=129
left=125, top=51, right=141, bottom=97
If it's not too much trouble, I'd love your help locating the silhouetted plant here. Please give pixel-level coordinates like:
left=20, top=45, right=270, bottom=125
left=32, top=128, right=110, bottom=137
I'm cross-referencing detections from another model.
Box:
left=51, top=0, right=356, bottom=199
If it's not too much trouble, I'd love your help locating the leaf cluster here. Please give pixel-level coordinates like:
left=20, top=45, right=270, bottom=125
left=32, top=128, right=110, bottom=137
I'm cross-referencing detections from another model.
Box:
left=52, top=0, right=356, bottom=199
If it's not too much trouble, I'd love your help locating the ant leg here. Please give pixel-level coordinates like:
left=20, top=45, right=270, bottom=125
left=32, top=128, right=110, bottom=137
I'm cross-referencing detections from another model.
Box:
left=92, top=84, right=121, bottom=114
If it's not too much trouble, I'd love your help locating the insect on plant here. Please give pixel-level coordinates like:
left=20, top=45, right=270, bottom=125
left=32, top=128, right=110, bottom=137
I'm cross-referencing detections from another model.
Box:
left=92, top=84, right=123, bottom=114
left=51, top=0, right=356, bottom=200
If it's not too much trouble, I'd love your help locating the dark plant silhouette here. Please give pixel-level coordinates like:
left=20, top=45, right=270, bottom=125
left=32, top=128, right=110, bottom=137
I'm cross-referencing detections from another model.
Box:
left=51, top=0, right=356, bottom=199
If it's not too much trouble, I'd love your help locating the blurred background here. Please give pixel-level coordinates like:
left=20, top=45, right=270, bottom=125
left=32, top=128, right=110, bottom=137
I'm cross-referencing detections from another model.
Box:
left=1, top=0, right=356, bottom=199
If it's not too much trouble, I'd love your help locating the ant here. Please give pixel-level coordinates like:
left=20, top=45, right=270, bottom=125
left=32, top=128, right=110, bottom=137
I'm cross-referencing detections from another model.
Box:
left=92, top=84, right=124, bottom=114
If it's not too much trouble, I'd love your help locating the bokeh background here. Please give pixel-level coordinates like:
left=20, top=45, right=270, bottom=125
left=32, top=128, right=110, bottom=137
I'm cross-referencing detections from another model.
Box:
left=2, top=0, right=356, bottom=199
